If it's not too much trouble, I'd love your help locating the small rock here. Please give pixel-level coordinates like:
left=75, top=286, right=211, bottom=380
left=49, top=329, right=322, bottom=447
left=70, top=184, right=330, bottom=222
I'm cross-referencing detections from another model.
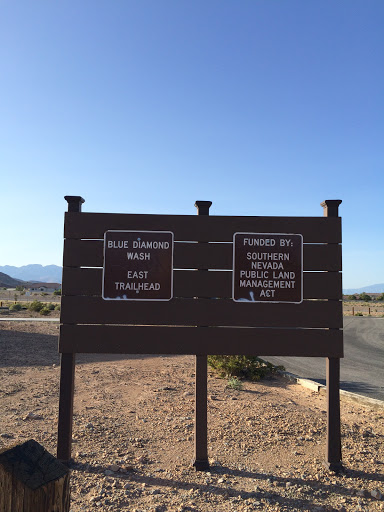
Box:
left=23, top=412, right=43, bottom=420
left=104, top=470, right=114, bottom=476
left=371, top=489, right=383, bottom=500
left=286, top=481, right=293, bottom=488
left=356, top=489, right=366, bottom=497
left=109, top=464, right=120, bottom=472
left=0, top=433, right=14, bottom=439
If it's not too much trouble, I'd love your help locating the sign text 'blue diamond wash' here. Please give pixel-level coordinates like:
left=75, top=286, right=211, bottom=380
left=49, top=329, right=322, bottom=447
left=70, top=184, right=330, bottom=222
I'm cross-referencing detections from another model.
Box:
left=103, top=230, right=174, bottom=301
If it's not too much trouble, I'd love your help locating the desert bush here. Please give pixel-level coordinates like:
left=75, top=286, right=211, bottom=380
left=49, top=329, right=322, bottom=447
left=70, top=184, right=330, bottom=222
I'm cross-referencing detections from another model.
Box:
left=359, top=292, right=371, bottom=302
left=226, top=377, right=243, bottom=390
left=53, top=289, right=62, bottom=296
left=54, top=305, right=61, bottom=311
left=347, top=294, right=357, bottom=300
left=355, top=312, right=363, bottom=316
left=47, top=303, right=56, bottom=310
left=9, top=303, right=22, bottom=311
left=15, top=285, right=24, bottom=291
left=39, top=307, right=51, bottom=316
left=208, top=355, right=284, bottom=381
left=377, top=293, right=384, bottom=301
left=28, top=300, right=44, bottom=312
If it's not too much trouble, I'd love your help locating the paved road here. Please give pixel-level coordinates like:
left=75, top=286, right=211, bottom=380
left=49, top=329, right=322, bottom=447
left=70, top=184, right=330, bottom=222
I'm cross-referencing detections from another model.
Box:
left=268, top=317, right=384, bottom=402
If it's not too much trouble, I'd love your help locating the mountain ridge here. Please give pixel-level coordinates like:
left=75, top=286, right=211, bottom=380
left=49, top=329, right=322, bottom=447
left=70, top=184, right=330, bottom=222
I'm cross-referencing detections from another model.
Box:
left=343, top=283, right=384, bottom=294
left=0, top=265, right=62, bottom=284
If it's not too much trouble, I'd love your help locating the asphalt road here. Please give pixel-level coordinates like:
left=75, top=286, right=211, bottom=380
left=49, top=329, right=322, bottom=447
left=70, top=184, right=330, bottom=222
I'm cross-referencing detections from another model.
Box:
left=267, top=317, right=384, bottom=402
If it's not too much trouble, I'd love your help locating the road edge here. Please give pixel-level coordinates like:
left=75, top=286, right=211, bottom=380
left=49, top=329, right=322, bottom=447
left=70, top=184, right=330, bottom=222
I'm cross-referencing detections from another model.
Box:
left=281, top=371, right=384, bottom=410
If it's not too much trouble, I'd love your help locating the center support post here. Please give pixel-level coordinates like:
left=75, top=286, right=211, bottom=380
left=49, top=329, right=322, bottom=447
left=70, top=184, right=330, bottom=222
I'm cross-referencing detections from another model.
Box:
left=192, top=200, right=212, bottom=471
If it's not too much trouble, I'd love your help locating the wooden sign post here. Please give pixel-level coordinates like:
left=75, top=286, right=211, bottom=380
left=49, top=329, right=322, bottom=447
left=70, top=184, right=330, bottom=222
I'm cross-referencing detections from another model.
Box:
left=57, top=197, right=343, bottom=473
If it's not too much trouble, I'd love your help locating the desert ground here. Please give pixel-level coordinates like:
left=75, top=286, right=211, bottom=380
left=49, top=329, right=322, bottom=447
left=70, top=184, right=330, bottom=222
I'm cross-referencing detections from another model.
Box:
left=0, top=320, right=383, bottom=512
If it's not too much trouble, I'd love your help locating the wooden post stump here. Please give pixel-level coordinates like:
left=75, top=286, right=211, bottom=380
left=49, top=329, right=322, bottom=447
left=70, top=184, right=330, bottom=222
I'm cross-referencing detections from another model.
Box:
left=0, top=439, right=70, bottom=512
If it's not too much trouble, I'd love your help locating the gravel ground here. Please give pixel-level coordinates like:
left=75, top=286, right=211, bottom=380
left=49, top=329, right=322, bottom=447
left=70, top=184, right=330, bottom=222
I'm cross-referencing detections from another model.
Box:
left=0, top=321, right=383, bottom=512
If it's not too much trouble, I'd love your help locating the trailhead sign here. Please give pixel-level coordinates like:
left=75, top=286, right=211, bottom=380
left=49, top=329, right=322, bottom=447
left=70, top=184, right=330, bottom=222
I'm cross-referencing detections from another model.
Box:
left=102, top=230, right=174, bottom=300
left=233, top=232, right=303, bottom=303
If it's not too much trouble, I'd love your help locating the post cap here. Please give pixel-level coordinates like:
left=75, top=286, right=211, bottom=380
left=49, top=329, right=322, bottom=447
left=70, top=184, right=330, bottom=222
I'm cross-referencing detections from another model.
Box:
left=194, top=201, right=212, bottom=215
left=0, top=439, right=69, bottom=490
left=64, top=196, right=85, bottom=212
left=320, top=200, right=342, bottom=217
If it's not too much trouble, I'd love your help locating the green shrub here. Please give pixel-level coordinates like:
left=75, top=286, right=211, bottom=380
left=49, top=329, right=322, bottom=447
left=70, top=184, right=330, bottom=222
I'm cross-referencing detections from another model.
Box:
left=227, top=377, right=243, bottom=390
left=54, top=305, right=61, bottom=311
left=15, top=286, right=24, bottom=292
left=39, top=307, right=50, bottom=316
left=9, top=303, right=22, bottom=311
left=53, top=289, right=62, bottom=296
left=208, top=355, right=284, bottom=381
left=47, top=303, right=55, bottom=310
left=28, top=301, right=44, bottom=312
left=359, top=292, right=371, bottom=302
left=355, top=312, right=363, bottom=316
left=347, top=294, right=357, bottom=300
left=377, top=293, right=384, bottom=301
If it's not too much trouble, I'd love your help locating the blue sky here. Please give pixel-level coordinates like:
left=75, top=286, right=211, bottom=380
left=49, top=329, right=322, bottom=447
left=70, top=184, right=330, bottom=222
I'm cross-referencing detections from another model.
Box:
left=0, top=1, right=383, bottom=289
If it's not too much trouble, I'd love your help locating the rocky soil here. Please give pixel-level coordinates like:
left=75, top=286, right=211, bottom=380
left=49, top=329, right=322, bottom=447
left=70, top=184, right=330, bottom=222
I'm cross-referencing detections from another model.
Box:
left=0, top=321, right=383, bottom=512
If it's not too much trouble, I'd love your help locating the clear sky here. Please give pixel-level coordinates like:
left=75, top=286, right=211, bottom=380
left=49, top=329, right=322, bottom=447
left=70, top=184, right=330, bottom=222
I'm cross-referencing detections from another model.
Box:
left=0, top=1, right=383, bottom=289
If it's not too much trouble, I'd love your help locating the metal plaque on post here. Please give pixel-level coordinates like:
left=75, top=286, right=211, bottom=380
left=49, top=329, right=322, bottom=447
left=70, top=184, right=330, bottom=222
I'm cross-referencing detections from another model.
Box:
left=233, top=232, right=303, bottom=303
left=103, top=230, right=174, bottom=301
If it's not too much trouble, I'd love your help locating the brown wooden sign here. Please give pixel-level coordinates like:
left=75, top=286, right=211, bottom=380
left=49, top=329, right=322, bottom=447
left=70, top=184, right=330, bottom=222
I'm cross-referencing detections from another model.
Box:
left=58, top=196, right=343, bottom=473
left=102, top=230, right=174, bottom=301
left=233, top=232, right=303, bottom=303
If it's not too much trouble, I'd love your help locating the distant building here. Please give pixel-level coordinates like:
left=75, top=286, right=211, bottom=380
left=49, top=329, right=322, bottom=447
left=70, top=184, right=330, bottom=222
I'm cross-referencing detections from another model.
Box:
left=27, top=283, right=61, bottom=293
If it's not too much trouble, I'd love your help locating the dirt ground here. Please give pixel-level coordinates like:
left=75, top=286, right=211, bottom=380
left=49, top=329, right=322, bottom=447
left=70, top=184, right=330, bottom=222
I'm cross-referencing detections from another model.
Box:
left=0, top=321, right=383, bottom=512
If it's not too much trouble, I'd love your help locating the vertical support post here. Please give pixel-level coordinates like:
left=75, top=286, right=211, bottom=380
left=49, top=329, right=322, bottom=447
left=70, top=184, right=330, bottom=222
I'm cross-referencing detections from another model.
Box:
left=57, top=196, right=85, bottom=463
left=192, top=200, right=212, bottom=471
left=321, top=199, right=343, bottom=472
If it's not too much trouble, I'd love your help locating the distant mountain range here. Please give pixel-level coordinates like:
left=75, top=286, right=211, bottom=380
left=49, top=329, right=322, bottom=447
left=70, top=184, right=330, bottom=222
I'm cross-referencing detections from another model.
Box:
left=0, top=265, right=62, bottom=284
left=343, top=284, right=384, bottom=294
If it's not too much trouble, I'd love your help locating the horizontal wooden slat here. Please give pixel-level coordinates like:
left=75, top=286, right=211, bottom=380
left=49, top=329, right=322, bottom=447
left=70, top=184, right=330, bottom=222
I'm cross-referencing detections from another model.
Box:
left=304, top=245, right=341, bottom=271
left=304, top=272, right=342, bottom=299
left=61, top=296, right=342, bottom=328
left=64, top=212, right=342, bottom=243
left=62, top=267, right=342, bottom=300
left=59, top=325, right=343, bottom=357
left=63, top=239, right=341, bottom=271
